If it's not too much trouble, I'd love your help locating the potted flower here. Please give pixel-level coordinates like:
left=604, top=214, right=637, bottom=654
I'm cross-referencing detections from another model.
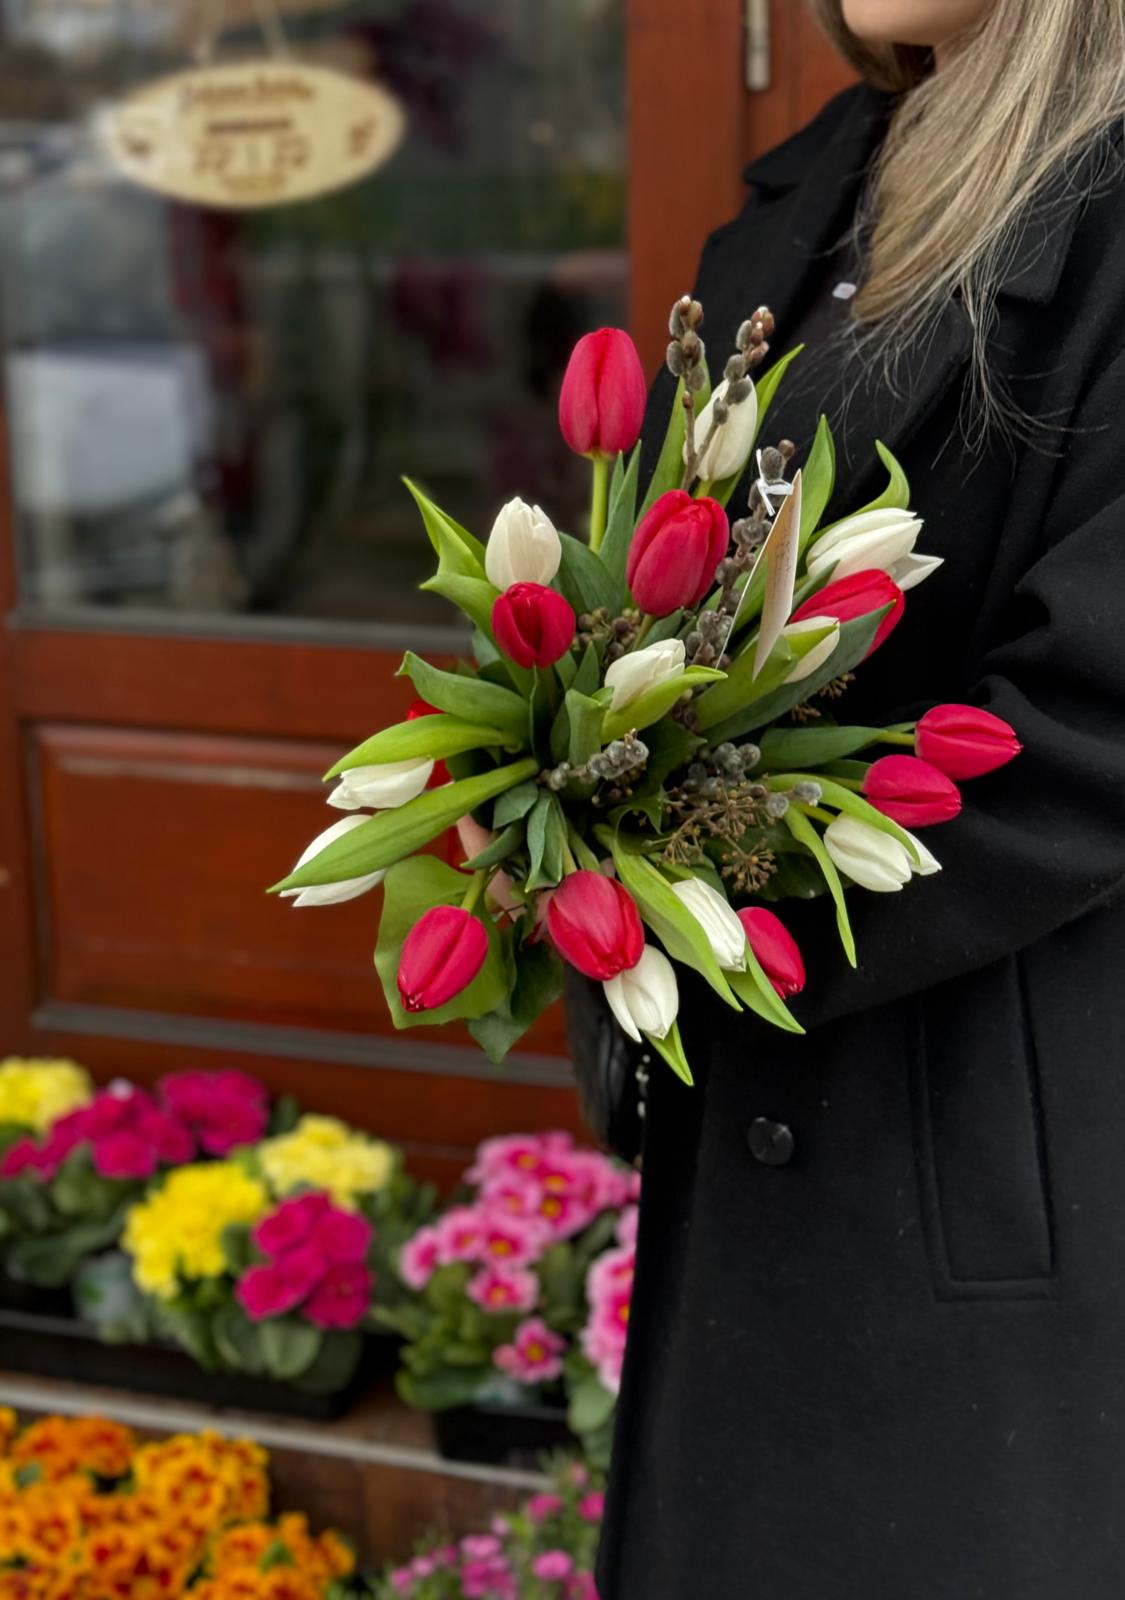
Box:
left=377, top=1130, right=637, bottom=1465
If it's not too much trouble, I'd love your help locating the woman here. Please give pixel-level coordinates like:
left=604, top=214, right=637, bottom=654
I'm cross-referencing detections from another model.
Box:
left=584, top=2, right=1125, bottom=1595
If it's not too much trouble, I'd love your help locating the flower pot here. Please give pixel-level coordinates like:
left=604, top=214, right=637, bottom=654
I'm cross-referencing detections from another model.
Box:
left=0, top=1302, right=393, bottom=1420
left=434, top=1397, right=574, bottom=1468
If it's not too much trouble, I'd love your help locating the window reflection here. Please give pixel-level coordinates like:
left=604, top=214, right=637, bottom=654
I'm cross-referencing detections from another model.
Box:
left=0, top=0, right=627, bottom=626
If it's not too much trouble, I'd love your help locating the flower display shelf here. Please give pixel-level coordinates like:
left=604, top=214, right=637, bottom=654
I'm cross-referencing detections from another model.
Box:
left=434, top=1397, right=574, bottom=1468
left=0, top=1302, right=389, bottom=1421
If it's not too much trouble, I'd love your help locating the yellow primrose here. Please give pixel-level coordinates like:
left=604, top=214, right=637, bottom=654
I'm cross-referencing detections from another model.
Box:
left=123, top=1163, right=268, bottom=1300
left=257, top=1115, right=394, bottom=1208
left=0, top=1058, right=92, bottom=1132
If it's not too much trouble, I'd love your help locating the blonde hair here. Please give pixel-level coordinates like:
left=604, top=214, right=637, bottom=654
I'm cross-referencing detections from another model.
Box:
left=810, top=0, right=1125, bottom=423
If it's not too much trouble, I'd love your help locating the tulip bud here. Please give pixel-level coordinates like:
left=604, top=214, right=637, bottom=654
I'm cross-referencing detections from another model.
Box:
left=670, top=877, right=746, bottom=970
left=688, top=378, right=760, bottom=483
left=903, top=829, right=942, bottom=876
left=806, top=508, right=922, bottom=583
left=546, top=871, right=645, bottom=980
left=484, top=499, right=562, bottom=590
left=780, top=616, right=841, bottom=684
left=407, top=698, right=450, bottom=787
left=790, top=569, right=905, bottom=657
left=863, top=755, right=962, bottom=828
left=603, top=945, right=679, bottom=1043
left=626, top=491, right=729, bottom=617
left=558, top=328, right=647, bottom=459
left=823, top=814, right=913, bottom=892
left=397, top=905, right=489, bottom=1013
left=604, top=638, right=686, bottom=711
left=280, top=816, right=386, bottom=909
left=737, top=907, right=806, bottom=997
left=915, top=703, right=1022, bottom=780
left=888, top=552, right=944, bottom=592
left=327, top=758, right=434, bottom=811
left=491, top=582, right=576, bottom=669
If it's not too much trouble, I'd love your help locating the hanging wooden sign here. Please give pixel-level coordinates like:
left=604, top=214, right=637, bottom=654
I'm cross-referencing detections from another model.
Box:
left=100, top=61, right=405, bottom=209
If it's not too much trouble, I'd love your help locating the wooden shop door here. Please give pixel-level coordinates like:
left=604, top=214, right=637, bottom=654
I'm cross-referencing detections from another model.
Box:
left=0, top=0, right=851, bottom=1184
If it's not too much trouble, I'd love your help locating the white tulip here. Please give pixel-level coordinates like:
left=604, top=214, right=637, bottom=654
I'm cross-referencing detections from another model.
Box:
left=603, top=945, right=679, bottom=1043
left=902, top=828, right=942, bottom=876
left=484, top=498, right=561, bottom=589
left=604, top=637, right=686, bottom=711
left=687, top=379, right=760, bottom=483
left=888, top=551, right=944, bottom=592
left=781, top=616, right=841, bottom=684
left=806, top=508, right=923, bottom=583
left=824, top=814, right=914, bottom=893
left=671, top=877, right=747, bottom=970
left=281, top=816, right=386, bottom=908
left=327, top=759, right=434, bottom=811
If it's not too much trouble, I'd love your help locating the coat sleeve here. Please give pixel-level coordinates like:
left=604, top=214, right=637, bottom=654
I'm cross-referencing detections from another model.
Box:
left=793, top=345, right=1125, bottom=1028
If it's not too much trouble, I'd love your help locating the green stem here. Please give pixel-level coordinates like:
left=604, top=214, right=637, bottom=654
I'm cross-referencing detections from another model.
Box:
left=537, top=666, right=560, bottom=719
left=879, top=730, right=917, bottom=747
left=794, top=802, right=837, bottom=825
left=461, top=870, right=487, bottom=912
left=694, top=478, right=714, bottom=499
left=632, top=614, right=656, bottom=650
left=588, top=455, right=610, bottom=552
left=824, top=775, right=863, bottom=791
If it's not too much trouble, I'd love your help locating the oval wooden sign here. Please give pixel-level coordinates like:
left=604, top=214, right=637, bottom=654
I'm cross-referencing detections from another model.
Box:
left=100, top=61, right=406, bottom=209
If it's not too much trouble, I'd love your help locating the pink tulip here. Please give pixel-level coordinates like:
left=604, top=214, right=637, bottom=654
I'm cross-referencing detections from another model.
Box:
left=546, top=871, right=645, bottom=981
left=304, top=1262, right=373, bottom=1329
left=915, top=703, right=1023, bottom=780
left=397, top=905, right=489, bottom=1013
left=491, top=582, right=576, bottom=669
left=863, top=755, right=962, bottom=828
left=626, top=490, right=729, bottom=616
left=737, top=907, right=806, bottom=998
left=558, top=328, right=646, bottom=459
left=790, top=569, right=905, bottom=656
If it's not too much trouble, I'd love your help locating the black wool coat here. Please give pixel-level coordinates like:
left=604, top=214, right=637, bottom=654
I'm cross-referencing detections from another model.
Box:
left=589, top=84, right=1125, bottom=1599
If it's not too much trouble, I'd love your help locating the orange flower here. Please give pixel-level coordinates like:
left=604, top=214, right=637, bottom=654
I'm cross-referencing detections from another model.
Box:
left=0, top=1410, right=19, bottom=1456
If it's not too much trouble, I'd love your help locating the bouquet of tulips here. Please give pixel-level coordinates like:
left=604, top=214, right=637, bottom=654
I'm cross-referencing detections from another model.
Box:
left=272, top=298, right=1022, bottom=1082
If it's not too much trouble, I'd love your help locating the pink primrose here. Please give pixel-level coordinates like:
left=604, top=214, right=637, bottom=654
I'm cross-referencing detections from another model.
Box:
left=304, top=1261, right=373, bottom=1329
left=237, top=1263, right=310, bottom=1321
left=433, top=1206, right=489, bottom=1264
left=615, top=1206, right=639, bottom=1249
left=579, top=1491, right=606, bottom=1523
left=525, top=1493, right=563, bottom=1524
left=91, top=1130, right=159, bottom=1181
left=254, top=1193, right=332, bottom=1257
left=466, top=1265, right=539, bottom=1315
left=478, top=1213, right=549, bottom=1270
left=314, top=1205, right=372, bottom=1264
left=399, top=1227, right=441, bottom=1290
left=532, top=1551, right=575, bottom=1583
left=492, top=1317, right=566, bottom=1384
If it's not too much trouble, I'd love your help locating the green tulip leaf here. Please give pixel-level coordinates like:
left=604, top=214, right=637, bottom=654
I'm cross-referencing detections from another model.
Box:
left=862, top=439, right=911, bottom=514
left=784, top=807, right=856, bottom=967
left=639, top=374, right=711, bottom=517
left=419, top=571, right=499, bottom=644
left=598, top=445, right=641, bottom=598
left=695, top=621, right=837, bottom=734
left=757, top=725, right=886, bottom=771
left=798, top=415, right=837, bottom=554
left=325, top=715, right=515, bottom=779
left=525, top=792, right=567, bottom=890
left=399, top=653, right=528, bottom=738
left=468, top=939, right=564, bottom=1064
left=493, top=779, right=539, bottom=828
left=459, top=819, right=525, bottom=870
left=404, top=477, right=487, bottom=572
left=726, top=949, right=804, bottom=1034
left=557, top=531, right=618, bottom=617
left=644, top=1019, right=694, bottom=1086
left=270, top=758, right=538, bottom=891
left=373, top=856, right=509, bottom=1027
left=601, top=666, right=724, bottom=743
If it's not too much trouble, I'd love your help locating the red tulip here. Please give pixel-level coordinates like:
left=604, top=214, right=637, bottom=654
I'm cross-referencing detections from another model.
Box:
left=546, top=871, right=645, bottom=981
left=397, top=905, right=489, bottom=1013
left=737, top=907, right=806, bottom=998
left=558, top=328, right=647, bottom=459
left=407, top=698, right=450, bottom=786
left=790, top=569, right=905, bottom=656
left=915, top=703, right=1022, bottom=780
left=626, top=490, right=730, bottom=617
left=492, top=582, right=576, bottom=669
left=863, top=755, right=962, bottom=828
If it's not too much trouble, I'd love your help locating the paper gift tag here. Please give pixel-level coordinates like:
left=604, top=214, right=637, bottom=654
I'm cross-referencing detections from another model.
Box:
left=751, top=469, right=803, bottom=680
left=100, top=61, right=405, bottom=209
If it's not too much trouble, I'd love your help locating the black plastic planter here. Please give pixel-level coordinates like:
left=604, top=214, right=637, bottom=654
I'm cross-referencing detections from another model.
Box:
left=434, top=1398, right=574, bottom=1468
left=0, top=1304, right=390, bottom=1421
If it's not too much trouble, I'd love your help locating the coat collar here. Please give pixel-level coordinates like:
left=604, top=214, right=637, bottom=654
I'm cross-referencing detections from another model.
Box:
left=739, top=84, right=1091, bottom=508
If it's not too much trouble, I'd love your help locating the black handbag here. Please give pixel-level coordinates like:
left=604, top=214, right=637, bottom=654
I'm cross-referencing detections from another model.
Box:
left=563, top=969, right=646, bottom=1164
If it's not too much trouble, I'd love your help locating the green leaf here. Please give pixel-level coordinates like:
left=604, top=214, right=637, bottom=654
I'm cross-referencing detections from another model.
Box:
left=770, top=773, right=921, bottom=863
left=213, top=1303, right=267, bottom=1375
left=292, top=1329, right=364, bottom=1394
left=564, top=689, right=608, bottom=768
left=557, top=532, right=617, bottom=617
left=726, top=950, right=804, bottom=1034
left=525, top=793, right=567, bottom=890
left=701, top=610, right=886, bottom=744
left=260, top=1316, right=323, bottom=1381
left=493, top=779, right=539, bottom=828
left=403, top=477, right=487, bottom=572
left=373, top=856, right=509, bottom=1027
left=220, top=1222, right=256, bottom=1276
left=694, top=621, right=837, bottom=734
left=758, top=725, right=884, bottom=770
left=396, top=1365, right=489, bottom=1412
left=568, top=1374, right=617, bottom=1434
left=639, top=374, right=710, bottom=516
left=862, top=439, right=910, bottom=514
left=601, top=666, right=724, bottom=743
left=784, top=808, right=856, bottom=966
left=798, top=416, right=836, bottom=554
left=324, top=716, right=515, bottom=778
left=271, top=758, right=537, bottom=891
left=419, top=571, right=500, bottom=641
left=399, top=653, right=527, bottom=738
left=468, top=940, right=564, bottom=1063
left=572, top=641, right=602, bottom=699
left=755, top=345, right=804, bottom=436
left=645, top=1019, right=695, bottom=1085
left=460, top=819, right=525, bottom=870
left=606, top=840, right=740, bottom=1012
left=599, top=445, right=641, bottom=597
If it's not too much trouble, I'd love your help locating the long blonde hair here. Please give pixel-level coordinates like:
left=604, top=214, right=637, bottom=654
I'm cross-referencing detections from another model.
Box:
left=810, top=0, right=1125, bottom=412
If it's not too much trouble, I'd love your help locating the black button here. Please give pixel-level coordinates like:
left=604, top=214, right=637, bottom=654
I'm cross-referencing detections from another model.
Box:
left=747, top=1117, right=795, bottom=1166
